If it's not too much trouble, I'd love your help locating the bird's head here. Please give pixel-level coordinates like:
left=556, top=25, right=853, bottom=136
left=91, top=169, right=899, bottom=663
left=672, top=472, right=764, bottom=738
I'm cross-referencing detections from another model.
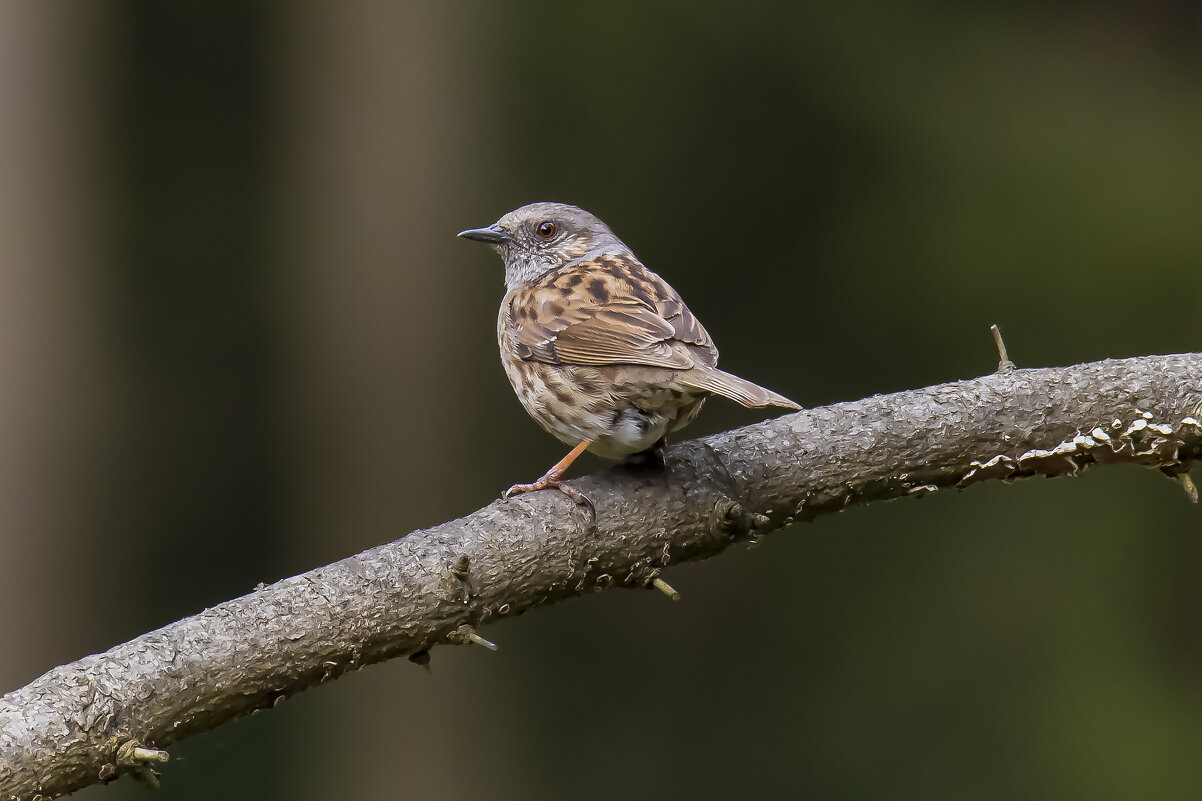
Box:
left=458, top=202, right=627, bottom=291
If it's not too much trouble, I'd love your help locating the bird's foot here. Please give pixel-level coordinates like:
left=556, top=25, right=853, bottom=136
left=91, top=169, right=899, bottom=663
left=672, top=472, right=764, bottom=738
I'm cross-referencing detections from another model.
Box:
left=649, top=436, right=668, bottom=469
left=624, top=436, right=668, bottom=470
left=503, top=471, right=595, bottom=516
left=502, top=440, right=596, bottom=519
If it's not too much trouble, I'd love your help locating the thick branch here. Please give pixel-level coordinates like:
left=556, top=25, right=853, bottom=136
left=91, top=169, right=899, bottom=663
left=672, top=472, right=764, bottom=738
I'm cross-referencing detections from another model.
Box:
left=3, top=353, right=1200, bottom=798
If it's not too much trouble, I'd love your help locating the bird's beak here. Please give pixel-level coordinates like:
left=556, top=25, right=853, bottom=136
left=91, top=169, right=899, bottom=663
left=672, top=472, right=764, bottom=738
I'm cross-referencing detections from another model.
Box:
left=457, top=223, right=512, bottom=245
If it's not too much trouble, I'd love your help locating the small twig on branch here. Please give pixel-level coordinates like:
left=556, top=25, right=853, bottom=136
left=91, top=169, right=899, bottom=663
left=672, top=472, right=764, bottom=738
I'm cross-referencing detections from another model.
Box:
left=115, top=743, right=168, bottom=767
left=446, top=624, right=498, bottom=651
left=651, top=577, right=681, bottom=601
left=991, top=323, right=1016, bottom=373
left=1, top=352, right=1199, bottom=799
left=1177, top=473, right=1199, bottom=503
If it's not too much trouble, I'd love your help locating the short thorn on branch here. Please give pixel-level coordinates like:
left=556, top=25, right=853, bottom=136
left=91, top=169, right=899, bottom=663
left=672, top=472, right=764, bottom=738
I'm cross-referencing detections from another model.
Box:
left=991, top=324, right=1016, bottom=373
left=1177, top=473, right=1199, bottom=504
left=115, top=741, right=169, bottom=767
left=114, top=740, right=169, bottom=790
left=651, top=577, right=681, bottom=601
left=447, top=623, right=498, bottom=651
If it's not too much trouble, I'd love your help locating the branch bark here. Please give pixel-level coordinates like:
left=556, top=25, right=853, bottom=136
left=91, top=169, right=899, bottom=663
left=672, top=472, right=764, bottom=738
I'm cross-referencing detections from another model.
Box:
left=3, top=353, right=1200, bottom=799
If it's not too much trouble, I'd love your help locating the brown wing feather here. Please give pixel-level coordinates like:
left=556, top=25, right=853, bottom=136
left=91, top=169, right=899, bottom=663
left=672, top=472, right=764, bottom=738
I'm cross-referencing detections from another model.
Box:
left=509, top=253, right=718, bottom=370
left=682, top=368, right=803, bottom=410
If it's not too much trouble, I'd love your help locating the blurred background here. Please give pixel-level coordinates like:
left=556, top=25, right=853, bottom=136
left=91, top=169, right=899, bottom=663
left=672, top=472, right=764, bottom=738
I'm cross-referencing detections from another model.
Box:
left=1, top=2, right=1200, bottom=799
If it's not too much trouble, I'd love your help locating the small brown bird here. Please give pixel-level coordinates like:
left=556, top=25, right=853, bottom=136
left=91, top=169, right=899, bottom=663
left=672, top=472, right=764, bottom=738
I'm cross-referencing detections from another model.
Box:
left=459, top=202, right=800, bottom=508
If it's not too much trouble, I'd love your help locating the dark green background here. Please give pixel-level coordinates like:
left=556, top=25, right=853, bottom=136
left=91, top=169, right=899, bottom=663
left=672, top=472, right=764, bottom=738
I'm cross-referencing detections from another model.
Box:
left=1, top=2, right=1199, bottom=799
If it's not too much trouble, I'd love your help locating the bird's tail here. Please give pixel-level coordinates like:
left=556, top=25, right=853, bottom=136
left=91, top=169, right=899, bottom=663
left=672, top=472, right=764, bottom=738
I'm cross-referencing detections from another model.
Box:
left=684, top=368, right=801, bottom=410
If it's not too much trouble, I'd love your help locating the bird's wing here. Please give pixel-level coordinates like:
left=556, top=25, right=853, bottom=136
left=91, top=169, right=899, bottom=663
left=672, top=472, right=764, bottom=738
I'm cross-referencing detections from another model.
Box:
left=508, top=252, right=717, bottom=370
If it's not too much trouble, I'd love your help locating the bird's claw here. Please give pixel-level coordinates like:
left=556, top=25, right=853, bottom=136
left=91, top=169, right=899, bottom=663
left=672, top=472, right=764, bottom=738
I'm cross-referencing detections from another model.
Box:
left=502, top=478, right=595, bottom=519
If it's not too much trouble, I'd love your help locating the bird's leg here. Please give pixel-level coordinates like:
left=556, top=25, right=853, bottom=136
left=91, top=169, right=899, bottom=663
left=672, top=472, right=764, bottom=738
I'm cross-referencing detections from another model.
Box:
left=504, top=439, right=594, bottom=510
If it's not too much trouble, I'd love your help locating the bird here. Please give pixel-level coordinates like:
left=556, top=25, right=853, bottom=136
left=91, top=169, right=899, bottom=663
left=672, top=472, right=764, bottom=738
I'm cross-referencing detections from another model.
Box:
left=458, top=202, right=800, bottom=510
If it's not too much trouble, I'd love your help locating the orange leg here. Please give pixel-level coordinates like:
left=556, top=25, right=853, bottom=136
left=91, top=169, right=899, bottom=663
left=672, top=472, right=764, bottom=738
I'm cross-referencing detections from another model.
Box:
left=504, top=439, right=594, bottom=509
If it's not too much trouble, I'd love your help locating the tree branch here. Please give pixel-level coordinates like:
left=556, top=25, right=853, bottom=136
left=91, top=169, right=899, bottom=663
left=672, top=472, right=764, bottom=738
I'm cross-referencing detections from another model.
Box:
left=2, top=353, right=1200, bottom=799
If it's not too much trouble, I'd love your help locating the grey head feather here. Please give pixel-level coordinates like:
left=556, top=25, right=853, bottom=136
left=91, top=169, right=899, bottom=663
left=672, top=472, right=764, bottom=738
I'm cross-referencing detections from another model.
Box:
left=478, top=202, right=631, bottom=292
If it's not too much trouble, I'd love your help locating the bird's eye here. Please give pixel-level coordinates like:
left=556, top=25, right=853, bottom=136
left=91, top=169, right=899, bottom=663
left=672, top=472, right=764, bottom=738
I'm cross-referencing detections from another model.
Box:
left=536, top=220, right=557, bottom=238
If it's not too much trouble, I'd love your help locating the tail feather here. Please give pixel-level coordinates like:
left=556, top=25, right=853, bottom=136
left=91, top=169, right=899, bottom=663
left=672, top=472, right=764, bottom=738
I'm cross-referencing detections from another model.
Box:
left=684, top=368, right=801, bottom=410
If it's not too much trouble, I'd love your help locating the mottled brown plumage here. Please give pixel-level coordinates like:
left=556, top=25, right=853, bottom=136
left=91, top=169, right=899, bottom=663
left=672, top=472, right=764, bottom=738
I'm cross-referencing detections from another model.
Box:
left=459, top=202, right=800, bottom=509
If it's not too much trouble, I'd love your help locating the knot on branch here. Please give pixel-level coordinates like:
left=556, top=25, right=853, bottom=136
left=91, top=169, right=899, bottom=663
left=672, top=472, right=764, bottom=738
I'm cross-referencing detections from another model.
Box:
left=450, top=554, right=475, bottom=604
left=711, top=499, right=770, bottom=542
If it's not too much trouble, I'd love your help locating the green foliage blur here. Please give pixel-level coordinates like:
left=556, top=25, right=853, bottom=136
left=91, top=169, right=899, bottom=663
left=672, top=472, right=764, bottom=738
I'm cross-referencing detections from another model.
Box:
left=1, top=2, right=1199, bottom=799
